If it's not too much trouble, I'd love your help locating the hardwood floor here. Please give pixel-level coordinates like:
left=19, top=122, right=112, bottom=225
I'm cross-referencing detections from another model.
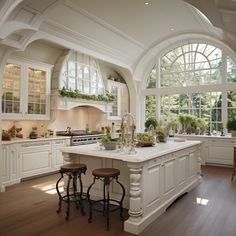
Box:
left=0, top=166, right=235, bottom=236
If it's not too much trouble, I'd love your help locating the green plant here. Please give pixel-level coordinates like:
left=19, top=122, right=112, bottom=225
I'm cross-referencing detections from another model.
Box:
left=144, top=117, right=158, bottom=129
left=156, top=126, right=167, bottom=142
left=2, top=130, right=11, bottom=141
left=102, top=126, right=112, bottom=142
left=136, top=133, right=154, bottom=142
left=59, top=87, right=115, bottom=103
left=227, top=117, right=236, bottom=131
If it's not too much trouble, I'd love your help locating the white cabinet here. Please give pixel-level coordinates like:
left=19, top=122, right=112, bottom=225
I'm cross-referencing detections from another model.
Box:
left=19, top=141, right=52, bottom=178
left=2, top=58, right=52, bottom=120
left=107, top=80, right=129, bottom=120
left=207, top=139, right=235, bottom=165
left=1, top=138, right=70, bottom=188
left=1, top=144, right=20, bottom=187
left=52, top=139, right=70, bottom=170
left=143, top=148, right=198, bottom=216
left=2, top=144, right=10, bottom=184
left=176, top=135, right=236, bottom=166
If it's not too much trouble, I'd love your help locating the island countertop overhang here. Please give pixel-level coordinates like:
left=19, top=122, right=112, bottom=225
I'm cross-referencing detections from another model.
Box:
left=60, top=140, right=201, bottom=163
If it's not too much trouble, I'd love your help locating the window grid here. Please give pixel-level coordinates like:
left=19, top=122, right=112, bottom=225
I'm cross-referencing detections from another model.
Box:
left=144, top=42, right=236, bottom=133
left=61, top=51, right=104, bottom=95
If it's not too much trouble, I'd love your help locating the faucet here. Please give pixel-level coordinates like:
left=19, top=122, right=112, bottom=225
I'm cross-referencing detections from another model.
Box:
left=120, top=113, right=136, bottom=154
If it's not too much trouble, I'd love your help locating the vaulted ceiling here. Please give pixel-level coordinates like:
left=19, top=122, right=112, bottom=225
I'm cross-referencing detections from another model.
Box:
left=0, top=0, right=236, bottom=73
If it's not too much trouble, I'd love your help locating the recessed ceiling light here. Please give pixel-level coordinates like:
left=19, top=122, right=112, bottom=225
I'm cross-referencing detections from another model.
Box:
left=144, top=2, right=150, bottom=6
left=170, top=28, right=174, bottom=31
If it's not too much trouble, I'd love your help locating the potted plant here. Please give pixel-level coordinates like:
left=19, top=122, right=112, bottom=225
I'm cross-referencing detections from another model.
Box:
left=156, top=126, right=167, bottom=143
left=144, top=117, right=158, bottom=131
left=102, top=126, right=116, bottom=150
left=227, top=117, right=236, bottom=137
left=2, top=130, right=11, bottom=141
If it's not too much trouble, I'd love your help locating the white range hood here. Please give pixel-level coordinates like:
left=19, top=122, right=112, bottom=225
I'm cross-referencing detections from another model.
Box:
left=51, top=90, right=113, bottom=113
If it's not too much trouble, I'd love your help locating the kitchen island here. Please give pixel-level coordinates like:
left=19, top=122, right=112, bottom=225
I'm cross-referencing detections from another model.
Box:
left=61, top=140, right=202, bottom=235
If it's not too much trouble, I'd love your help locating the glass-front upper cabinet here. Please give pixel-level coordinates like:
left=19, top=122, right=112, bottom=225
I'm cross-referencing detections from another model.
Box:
left=28, top=67, right=47, bottom=115
left=2, top=63, right=21, bottom=114
left=107, top=80, right=129, bottom=120
left=1, top=59, right=52, bottom=120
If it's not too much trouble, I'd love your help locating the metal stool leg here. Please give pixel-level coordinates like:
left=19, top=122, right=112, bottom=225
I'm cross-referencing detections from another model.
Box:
left=78, top=172, right=85, bottom=215
left=87, top=176, right=96, bottom=223
left=104, top=177, right=110, bottom=231
left=72, top=173, right=79, bottom=209
left=56, top=172, right=64, bottom=213
left=66, top=174, right=72, bottom=221
left=115, top=176, right=126, bottom=220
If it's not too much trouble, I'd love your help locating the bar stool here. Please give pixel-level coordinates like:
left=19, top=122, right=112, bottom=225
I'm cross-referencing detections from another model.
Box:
left=56, top=163, right=87, bottom=220
left=87, top=168, right=125, bottom=230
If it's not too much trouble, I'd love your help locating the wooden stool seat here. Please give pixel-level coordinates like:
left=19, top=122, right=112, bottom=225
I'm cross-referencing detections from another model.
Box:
left=92, top=168, right=120, bottom=178
left=61, top=163, right=87, bottom=173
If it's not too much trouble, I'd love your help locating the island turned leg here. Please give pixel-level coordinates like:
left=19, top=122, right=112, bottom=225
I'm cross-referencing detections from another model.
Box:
left=127, top=166, right=143, bottom=221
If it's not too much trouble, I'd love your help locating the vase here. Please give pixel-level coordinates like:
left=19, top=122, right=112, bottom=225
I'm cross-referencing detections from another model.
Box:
left=231, top=130, right=236, bottom=137
left=103, top=141, right=116, bottom=150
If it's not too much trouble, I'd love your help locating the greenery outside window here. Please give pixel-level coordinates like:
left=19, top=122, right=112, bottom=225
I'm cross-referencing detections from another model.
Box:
left=145, top=95, right=156, bottom=120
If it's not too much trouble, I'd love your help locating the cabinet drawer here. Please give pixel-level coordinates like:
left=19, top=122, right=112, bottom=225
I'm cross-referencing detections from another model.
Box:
left=20, top=141, right=51, bottom=150
left=52, top=139, right=66, bottom=147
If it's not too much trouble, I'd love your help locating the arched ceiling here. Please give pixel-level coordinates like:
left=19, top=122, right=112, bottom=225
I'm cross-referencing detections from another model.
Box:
left=0, top=0, right=235, bottom=73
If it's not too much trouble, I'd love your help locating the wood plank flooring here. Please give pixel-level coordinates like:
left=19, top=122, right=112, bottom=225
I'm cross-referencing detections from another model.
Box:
left=0, top=166, right=236, bottom=236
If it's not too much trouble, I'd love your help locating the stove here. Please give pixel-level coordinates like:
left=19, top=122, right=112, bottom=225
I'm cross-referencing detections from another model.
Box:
left=56, top=130, right=104, bottom=146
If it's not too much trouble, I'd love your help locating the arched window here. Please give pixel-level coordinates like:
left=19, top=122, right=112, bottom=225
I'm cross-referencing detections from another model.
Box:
left=60, top=51, right=104, bottom=95
left=144, top=42, right=236, bottom=133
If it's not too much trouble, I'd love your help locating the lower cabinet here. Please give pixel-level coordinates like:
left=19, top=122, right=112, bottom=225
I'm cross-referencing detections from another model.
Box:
left=143, top=148, right=198, bottom=215
left=1, top=138, right=69, bottom=188
left=19, top=141, right=52, bottom=178
left=176, top=135, right=236, bottom=166
left=2, top=144, right=20, bottom=187
left=207, top=139, right=235, bottom=166
left=52, top=139, right=69, bottom=170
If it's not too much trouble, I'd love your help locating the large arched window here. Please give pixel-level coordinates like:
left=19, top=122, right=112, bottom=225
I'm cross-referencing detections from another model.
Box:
left=60, top=50, right=104, bottom=95
left=144, top=42, right=236, bottom=133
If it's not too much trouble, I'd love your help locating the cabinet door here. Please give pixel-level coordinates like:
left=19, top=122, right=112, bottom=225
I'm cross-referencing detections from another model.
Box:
left=20, top=141, right=52, bottom=178
left=177, top=155, right=187, bottom=186
left=144, top=161, right=162, bottom=206
left=2, top=61, right=23, bottom=118
left=207, top=139, right=234, bottom=165
left=2, top=59, right=51, bottom=120
left=27, top=66, right=48, bottom=116
left=107, top=81, right=129, bottom=120
left=163, top=159, right=175, bottom=196
left=52, top=139, right=66, bottom=170
left=9, top=144, right=19, bottom=181
left=2, top=145, right=10, bottom=183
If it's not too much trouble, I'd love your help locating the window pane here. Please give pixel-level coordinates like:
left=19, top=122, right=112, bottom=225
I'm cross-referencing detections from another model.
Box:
left=227, top=57, right=236, bottom=83
left=145, top=95, right=156, bottom=120
left=160, top=43, right=223, bottom=87
left=60, top=51, right=105, bottom=95
left=146, top=66, right=156, bottom=88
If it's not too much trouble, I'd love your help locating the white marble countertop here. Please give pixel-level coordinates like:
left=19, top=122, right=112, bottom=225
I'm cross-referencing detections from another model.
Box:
left=176, top=134, right=236, bottom=139
left=2, top=136, right=71, bottom=145
left=61, top=140, right=201, bottom=163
